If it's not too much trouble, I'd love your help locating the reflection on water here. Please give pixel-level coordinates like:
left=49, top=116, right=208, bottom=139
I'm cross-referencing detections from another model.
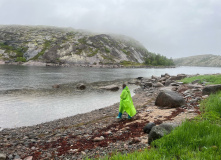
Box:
left=0, top=65, right=221, bottom=129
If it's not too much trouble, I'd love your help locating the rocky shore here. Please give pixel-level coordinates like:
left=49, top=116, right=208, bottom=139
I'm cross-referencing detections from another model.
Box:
left=1, top=73, right=211, bottom=160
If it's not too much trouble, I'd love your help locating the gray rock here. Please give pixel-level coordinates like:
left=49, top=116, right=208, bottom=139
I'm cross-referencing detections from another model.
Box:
left=202, top=84, right=221, bottom=95
left=148, top=123, right=178, bottom=144
left=52, top=84, right=60, bottom=88
left=192, top=79, right=201, bottom=84
left=170, top=83, right=179, bottom=86
left=0, top=153, right=6, bottom=160
left=155, top=90, right=185, bottom=108
left=76, top=83, right=86, bottom=90
left=144, top=82, right=153, bottom=87
left=165, top=79, right=173, bottom=86
left=143, top=122, right=156, bottom=134
left=151, top=75, right=158, bottom=80
left=7, top=154, right=13, bottom=160
left=159, top=77, right=167, bottom=82
left=169, top=74, right=187, bottom=80
left=153, top=82, right=164, bottom=87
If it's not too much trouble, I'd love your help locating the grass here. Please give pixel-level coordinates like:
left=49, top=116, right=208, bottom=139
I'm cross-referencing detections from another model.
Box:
left=180, top=74, right=221, bottom=85
left=15, top=57, right=26, bottom=62
left=88, top=49, right=99, bottom=57
left=0, top=42, right=28, bottom=58
left=88, top=74, right=221, bottom=160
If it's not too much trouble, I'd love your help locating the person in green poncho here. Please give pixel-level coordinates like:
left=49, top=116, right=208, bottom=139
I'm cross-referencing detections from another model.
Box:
left=116, top=84, right=136, bottom=119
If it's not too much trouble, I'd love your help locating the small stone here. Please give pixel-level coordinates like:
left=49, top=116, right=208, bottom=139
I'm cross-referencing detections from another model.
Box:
left=8, top=154, right=13, bottom=159
left=69, top=149, right=78, bottom=153
left=93, top=136, right=104, bottom=142
left=188, top=110, right=195, bottom=113
left=31, top=146, right=36, bottom=150
left=0, top=153, right=6, bottom=160
left=202, top=95, right=209, bottom=99
left=124, top=144, right=128, bottom=149
left=24, top=156, right=33, bottom=160
left=81, top=151, right=86, bottom=155
left=52, top=84, right=60, bottom=88
left=104, top=131, right=112, bottom=135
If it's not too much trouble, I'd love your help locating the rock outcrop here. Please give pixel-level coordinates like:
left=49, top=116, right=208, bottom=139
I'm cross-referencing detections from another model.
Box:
left=174, top=54, right=221, bottom=67
left=0, top=25, right=152, bottom=65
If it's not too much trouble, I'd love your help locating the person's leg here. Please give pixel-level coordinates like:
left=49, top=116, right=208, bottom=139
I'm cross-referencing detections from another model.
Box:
left=128, top=114, right=132, bottom=119
left=116, top=112, right=122, bottom=119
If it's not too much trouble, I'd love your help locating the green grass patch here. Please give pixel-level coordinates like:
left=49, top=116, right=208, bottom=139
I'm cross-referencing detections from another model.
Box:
left=88, top=49, right=99, bottom=57
left=105, top=47, right=110, bottom=53
left=75, top=49, right=82, bottom=55
left=15, top=57, right=26, bottom=62
left=0, top=42, right=28, bottom=58
left=121, top=49, right=131, bottom=55
left=180, top=75, right=221, bottom=85
left=78, top=37, right=87, bottom=44
left=200, top=91, right=221, bottom=116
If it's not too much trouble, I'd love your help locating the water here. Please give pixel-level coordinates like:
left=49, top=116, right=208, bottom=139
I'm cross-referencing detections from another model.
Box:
left=0, top=65, right=221, bottom=129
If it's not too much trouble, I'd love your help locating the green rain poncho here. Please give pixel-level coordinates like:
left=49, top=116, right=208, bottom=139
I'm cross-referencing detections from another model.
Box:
left=119, top=86, right=136, bottom=117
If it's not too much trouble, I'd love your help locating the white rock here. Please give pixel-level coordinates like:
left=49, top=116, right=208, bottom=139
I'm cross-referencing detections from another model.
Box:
left=93, top=136, right=105, bottom=142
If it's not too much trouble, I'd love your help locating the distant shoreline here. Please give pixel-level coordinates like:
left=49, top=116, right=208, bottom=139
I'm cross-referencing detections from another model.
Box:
left=0, top=60, right=175, bottom=69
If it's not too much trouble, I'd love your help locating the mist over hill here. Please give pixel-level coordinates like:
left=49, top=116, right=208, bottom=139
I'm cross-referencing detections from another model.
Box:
left=174, top=54, right=221, bottom=67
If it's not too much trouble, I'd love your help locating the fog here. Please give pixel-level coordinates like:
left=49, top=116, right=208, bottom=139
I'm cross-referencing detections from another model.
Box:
left=0, top=0, right=221, bottom=58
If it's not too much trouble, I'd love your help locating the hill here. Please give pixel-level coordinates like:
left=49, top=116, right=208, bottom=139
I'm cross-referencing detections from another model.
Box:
left=0, top=25, right=155, bottom=66
left=174, top=54, right=221, bottom=67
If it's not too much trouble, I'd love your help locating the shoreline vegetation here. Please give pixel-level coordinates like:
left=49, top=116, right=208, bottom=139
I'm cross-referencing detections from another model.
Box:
left=0, top=60, right=175, bottom=68
left=1, top=74, right=221, bottom=159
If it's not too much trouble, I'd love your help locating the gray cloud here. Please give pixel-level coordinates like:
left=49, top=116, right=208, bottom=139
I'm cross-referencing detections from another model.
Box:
left=0, top=0, right=221, bottom=58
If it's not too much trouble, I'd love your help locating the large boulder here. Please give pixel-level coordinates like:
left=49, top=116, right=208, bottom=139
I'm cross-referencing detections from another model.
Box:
left=202, top=84, right=221, bottom=95
left=155, top=90, right=185, bottom=108
left=99, top=84, right=119, bottom=91
left=143, top=122, right=156, bottom=134
left=148, top=123, right=178, bottom=144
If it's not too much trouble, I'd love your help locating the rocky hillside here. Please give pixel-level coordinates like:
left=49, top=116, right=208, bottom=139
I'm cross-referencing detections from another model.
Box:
left=174, top=54, right=221, bottom=67
left=0, top=25, right=152, bottom=65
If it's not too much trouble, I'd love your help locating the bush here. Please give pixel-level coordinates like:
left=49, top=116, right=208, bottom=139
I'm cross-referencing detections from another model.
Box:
left=15, top=57, right=26, bottom=62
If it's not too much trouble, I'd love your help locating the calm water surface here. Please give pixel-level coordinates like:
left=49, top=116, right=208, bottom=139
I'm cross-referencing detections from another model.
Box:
left=0, top=65, right=220, bottom=129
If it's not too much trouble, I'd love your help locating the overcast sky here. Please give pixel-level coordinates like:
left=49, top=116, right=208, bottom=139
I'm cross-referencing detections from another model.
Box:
left=0, top=0, right=221, bottom=58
